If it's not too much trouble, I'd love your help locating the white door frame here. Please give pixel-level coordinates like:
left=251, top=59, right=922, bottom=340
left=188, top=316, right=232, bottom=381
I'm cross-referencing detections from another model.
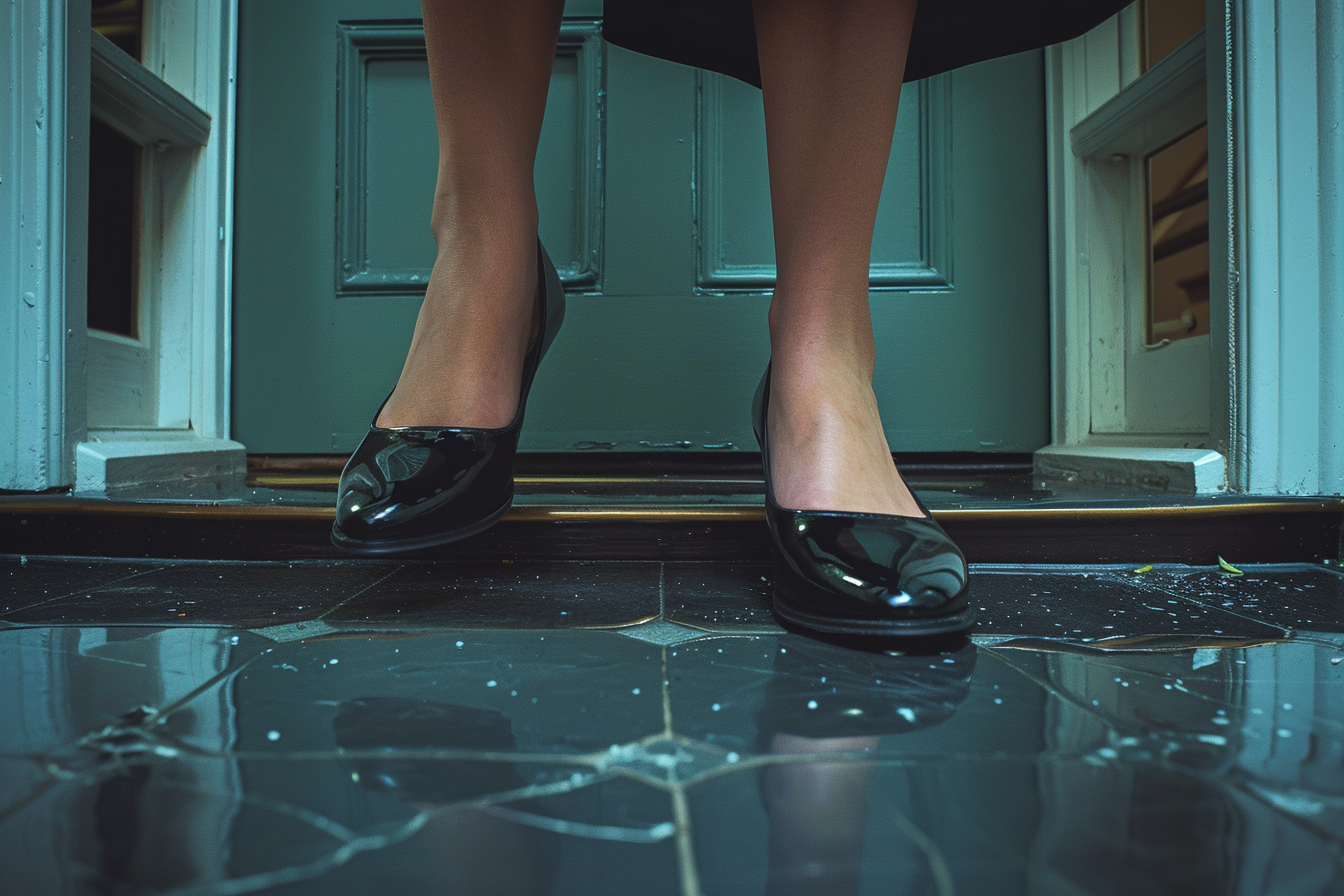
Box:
left=2, top=0, right=243, bottom=493
left=1039, top=0, right=1343, bottom=496
left=1217, top=0, right=1344, bottom=496
left=2, top=0, right=89, bottom=493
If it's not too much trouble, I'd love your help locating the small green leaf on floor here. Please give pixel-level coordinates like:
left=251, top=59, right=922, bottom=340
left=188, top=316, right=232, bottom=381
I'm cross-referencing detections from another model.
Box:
left=1217, top=556, right=1244, bottom=576
left=1132, top=564, right=1154, bottom=574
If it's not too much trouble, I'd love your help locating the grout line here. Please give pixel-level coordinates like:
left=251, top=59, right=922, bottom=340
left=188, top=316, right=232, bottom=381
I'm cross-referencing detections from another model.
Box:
left=3, top=563, right=169, bottom=617
left=670, top=782, right=702, bottom=896
left=1107, top=573, right=1295, bottom=638
left=1161, top=596, right=1291, bottom=638
left=662, top=646, right=702, bottom=896
left=662, top=648, right=673, bottom=737
left=315, top=566, right=404, bottom=621
left=658, top=562, right=666, bottom=621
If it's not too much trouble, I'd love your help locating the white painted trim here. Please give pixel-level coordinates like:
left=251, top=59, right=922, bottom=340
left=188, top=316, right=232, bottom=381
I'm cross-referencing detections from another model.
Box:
left=1224, top=0, right=1344, bottom=495
left=1034, top=445, right=1225, bottom=494
left=1071, top=32, right=1206, bottom=159
left=76, top=0, right=240, bottom=491
left=1320, top=0, right=1344, bottom=496
left=1046, top=14, right=1131, bottom=449
left=144, top=0, right=238, bottom=438
left=1043, top=9, right=1218, bottom=481
left=1078, top=29, right=1208, bottom=437
left=90, top=29, right=209, bottom=148
left=87, top=330, right=154, bottom=428
left=1047, top=0, right=1344, bottom=496
left=75, top=435, right=245, bottom=495
left=1, top=0, right=90, bottom=490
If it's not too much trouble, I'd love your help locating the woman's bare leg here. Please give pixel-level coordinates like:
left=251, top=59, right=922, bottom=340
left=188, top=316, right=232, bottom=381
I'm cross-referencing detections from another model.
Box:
left=753, top=0, right=923, bottom=517
left=377, top=0, right=565, bottom=429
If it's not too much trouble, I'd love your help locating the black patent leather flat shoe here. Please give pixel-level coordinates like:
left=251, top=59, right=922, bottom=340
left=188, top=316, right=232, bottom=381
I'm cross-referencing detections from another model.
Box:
left=752, top=365, right=974, bottom=636
left=331, top=240, right=565, bottom=554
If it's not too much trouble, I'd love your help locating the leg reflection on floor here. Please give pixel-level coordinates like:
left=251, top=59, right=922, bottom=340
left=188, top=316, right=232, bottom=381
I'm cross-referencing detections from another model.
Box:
left=2, top=560, right=1344, bottom=894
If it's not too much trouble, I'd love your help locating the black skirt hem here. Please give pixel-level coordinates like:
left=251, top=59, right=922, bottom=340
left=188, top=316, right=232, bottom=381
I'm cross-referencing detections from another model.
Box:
left=601, top=0, right=1134, bottom=87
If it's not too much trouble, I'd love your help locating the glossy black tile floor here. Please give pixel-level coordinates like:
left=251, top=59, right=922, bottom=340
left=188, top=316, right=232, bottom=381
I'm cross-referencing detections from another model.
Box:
left=4, top=556, right=1344, bottom=894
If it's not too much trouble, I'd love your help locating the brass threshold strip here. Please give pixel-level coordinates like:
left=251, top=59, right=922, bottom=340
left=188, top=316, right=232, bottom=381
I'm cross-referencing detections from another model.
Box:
left=247, top=475, right=767, bottom=490
left=247, top=474, right=992, bottom=491
left=2, top=498, right=1339, bottom=525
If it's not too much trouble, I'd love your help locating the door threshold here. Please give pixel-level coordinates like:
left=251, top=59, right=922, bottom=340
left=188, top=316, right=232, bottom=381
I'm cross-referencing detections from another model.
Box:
left=1, top=487, right=1338, bottom=565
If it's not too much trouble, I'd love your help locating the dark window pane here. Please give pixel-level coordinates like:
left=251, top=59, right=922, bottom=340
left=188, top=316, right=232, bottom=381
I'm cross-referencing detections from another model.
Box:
left=87, top=116, right=140, bottom=338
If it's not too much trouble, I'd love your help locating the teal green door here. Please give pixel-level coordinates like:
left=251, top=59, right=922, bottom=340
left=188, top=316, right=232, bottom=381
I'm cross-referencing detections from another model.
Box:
left=232, top=0, right=1051, bottom=455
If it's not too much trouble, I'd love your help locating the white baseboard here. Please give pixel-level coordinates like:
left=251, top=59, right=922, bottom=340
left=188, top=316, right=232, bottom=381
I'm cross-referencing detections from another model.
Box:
left=75, top=436, right=246, bottom=495
left=1034, top=445, right=1226, bottom=495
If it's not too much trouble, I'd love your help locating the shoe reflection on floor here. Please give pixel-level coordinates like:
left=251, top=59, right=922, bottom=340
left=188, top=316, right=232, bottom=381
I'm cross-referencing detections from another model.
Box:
left=329, top=636, right=975, bottom=896
left=755, top=634, right=974, bottom=895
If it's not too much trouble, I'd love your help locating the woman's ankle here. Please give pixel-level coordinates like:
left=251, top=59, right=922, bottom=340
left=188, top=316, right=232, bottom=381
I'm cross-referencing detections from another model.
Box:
left=375, top=232, right=541, bottom=430
left=768, top=298, right=877, bottom=376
